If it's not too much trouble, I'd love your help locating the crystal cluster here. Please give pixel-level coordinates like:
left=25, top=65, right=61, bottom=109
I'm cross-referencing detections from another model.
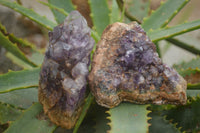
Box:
left=89, top=22, right=187, bottom=108
left=38, top=11, right=94, bottom=129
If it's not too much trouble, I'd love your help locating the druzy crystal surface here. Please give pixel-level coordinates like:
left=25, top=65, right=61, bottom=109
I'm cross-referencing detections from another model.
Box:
left=89, top=22, right=187, bottom=108
left=38, top=11, right=94, bottom=129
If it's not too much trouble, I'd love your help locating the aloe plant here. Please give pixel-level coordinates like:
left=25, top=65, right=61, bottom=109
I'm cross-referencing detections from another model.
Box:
left=0, top=0, right=200, bottom=132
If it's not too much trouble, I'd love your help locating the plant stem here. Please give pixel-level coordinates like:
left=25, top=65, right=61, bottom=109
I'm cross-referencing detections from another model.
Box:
left=155, top=42, right=161, bottom=58
left=119, top=0, right=125, bottom=22
left=91, top=30, right=100, bottom=44
left=166, top=38, right=200, bottom=55
left=73, top=92, right=94, bottom=133
left=116, top=0, right=141, bottom=24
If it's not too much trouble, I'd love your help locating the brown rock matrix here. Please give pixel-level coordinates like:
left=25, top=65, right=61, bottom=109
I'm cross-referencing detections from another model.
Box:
left=89, top=22, right=187, bottom=108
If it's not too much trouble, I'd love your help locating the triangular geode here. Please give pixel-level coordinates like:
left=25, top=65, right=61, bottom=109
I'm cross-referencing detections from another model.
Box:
left=89, top=22, right=187, bottom=108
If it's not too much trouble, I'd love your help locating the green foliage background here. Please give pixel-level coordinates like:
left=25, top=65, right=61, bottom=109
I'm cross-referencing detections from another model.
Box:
left=0, top=0, right=200, bottom=132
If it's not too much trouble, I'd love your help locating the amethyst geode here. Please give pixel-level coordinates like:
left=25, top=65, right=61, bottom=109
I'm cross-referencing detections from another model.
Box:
left=38, top=11, right=94, bottom=129
left=89, top=22, right=187, bottom=108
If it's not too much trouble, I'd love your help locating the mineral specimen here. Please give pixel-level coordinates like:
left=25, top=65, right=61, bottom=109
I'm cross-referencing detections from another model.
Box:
left=38, top=11, right=94, bottom=129
left=89, top=22, right=187, bottom=108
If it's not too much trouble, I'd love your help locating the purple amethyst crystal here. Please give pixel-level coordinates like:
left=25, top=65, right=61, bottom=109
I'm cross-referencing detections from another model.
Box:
left=38, top=11, right=94, bottom=129
left=89, top=22, right=187, bottom=108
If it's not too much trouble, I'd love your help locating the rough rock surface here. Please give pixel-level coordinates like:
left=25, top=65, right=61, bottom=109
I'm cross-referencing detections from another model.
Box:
left=38, top=11, right=94, bottom=129
left=89, top=22, right=187, bottom=108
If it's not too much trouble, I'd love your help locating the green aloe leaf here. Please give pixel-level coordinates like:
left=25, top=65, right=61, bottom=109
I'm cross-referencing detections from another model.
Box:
left=27, top=52, right=44, bottom=66
left=174, top=57, right=200, bottom=82
left=0, top=103, right=22, bottom=124
left=149, top=111, right=180, bottom=133
left=166, top=38, right=200, bottom=55
left=148, top=20, right=200, bottom=42
left=142, top=0, right=190, bottom=31
left=187, top=83, right=200, bottom=90
left=126, top=0, right=150, bottom=22
left=187, top=90, right=200, bottom=97
left=0, top=87, right=38, bottom=109
left=110, top=0, right=120, bottom=24
left=75, top=108, right=95, bottom=133
left=72, top=101, right=109, bottom=133
left=173, top=57, right=200, bottom=78
left=116, top=0, right=140, bottom=23
left=95, top=108, right=110, bottom=133
left=53, top=103, right=98, bottom=133
left=107, top=103, right=150, bottom=133
left=90, top=104, right=109, bottom=133
left=48, top=0, right=75, bottom=24
left=0, top=0, right=56, bottom=30
left=4, top=103, right=56, bottom=133
left=164, top=97, right=200, bottom=132
left=177, top=68, right=200, bottom=78
left=89, top=0, right=110, bottom=35
left=6, top=52, right=33, bottom=69
left=0, top=23, right=44, bottom=66
left=174, top=57, right=200, bottom=71
left=0, top=68, right=40, bottom=93
left=0, top=31, right=37, bottom=67
left=39, top=1, right=68, bottom=17
left=73, top=93, right=94, bottom=133
left=7, top=36, right=44, bottom=66
left=0, top=22, right=36, bottom=51
left=53, top=127, right=73, bottom=133
left=173, top=57, right=200, bottom=90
